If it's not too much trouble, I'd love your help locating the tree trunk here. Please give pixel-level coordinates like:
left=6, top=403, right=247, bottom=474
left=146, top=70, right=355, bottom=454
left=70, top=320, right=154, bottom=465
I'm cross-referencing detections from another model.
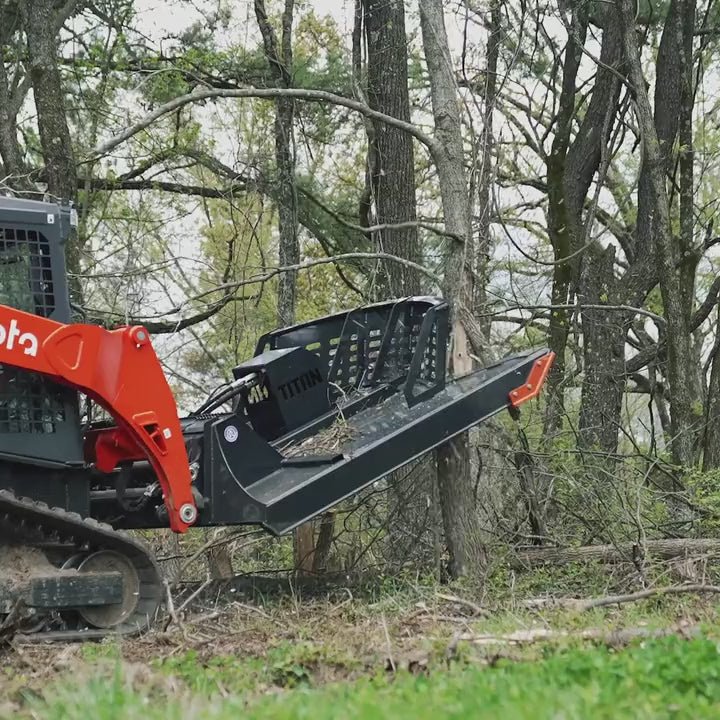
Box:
left=544, top=9, right=625, bottom=452
left=206, top=528, right=234, bottom=580
left=578, top=245, right=628, bottom=454
left=254, top=0, right=299, bottom=331
left=419, top=0, right=487, bottom=578
left=293, top=522, right=315, bottom=574
left=618, top=0, right=696, bottom=467
left=311, top=512, right=335, bottom=573
left=513, top=428, right=549, bottom=543
left=0, top=40, right=28, bottom=187
left=677, top=0, right=701, bottom=461
left=363, top=0, right=420, bottom=297
left=542, top=10, right=588, bottom=444
left=569, top=16, right=626, bottom=458
left=362, top=0, right=428, bottom=567
left=474, top=0, right=500, bottom=330
left=702, top=309, right=720, bottom=470
left=19, top=0, right=78, bottom=271
left=534, top=10, right=625, bottom=532
left=255, top=0, right=317, bottom=572
left=275, top=91, right=299, bottom=325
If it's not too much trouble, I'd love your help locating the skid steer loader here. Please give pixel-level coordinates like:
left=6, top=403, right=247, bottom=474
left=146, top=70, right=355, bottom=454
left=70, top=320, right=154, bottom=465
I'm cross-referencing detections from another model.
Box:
left=0, top=195, right=553, bottom=639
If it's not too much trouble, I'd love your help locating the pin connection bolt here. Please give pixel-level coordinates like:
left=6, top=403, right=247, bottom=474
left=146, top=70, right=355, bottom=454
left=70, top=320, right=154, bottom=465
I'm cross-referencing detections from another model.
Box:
left=179, top=503, right=197, bottom=524
left=130, top=327, right=149, bottom=347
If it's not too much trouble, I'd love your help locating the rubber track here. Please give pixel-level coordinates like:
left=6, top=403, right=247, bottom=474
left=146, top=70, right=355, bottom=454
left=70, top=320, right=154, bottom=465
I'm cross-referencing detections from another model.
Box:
left=0, top=489, right=163, bottom=642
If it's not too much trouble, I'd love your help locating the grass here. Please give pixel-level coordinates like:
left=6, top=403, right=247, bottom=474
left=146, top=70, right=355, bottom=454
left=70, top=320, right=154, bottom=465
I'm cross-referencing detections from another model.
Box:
left=15, top=634, right=720, bottom=719
left=5, top=571, right=720, bottom=720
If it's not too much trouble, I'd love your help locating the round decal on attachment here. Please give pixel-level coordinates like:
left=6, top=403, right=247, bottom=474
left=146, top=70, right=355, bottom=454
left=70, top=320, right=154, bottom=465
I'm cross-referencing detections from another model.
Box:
left=223, top=425, right=239, bottom=443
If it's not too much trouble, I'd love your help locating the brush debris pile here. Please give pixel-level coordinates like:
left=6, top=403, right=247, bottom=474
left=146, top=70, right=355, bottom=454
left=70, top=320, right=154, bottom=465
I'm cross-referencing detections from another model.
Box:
left=280, top=419, right=358, bottom=457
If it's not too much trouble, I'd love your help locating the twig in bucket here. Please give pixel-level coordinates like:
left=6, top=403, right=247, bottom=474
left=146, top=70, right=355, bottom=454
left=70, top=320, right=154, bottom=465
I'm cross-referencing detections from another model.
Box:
left=280, top=418, right=358, bottom=458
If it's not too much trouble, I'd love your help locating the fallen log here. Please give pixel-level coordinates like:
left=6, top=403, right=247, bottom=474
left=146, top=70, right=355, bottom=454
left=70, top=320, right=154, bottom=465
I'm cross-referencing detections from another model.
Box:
left=513, top=538, right=720, bottom=568
left=524, top=583, right=720, bottom=611
left=455, top=623, right=699, bottom=648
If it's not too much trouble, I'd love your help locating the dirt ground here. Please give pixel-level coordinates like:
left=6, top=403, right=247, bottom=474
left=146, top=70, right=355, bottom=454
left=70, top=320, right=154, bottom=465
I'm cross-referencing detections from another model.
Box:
left=2, top=579, right=718, bottom=704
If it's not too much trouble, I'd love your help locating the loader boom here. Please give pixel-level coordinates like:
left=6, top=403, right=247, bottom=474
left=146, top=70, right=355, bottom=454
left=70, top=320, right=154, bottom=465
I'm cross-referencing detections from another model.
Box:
left=0, top=303, right=196, bottom=531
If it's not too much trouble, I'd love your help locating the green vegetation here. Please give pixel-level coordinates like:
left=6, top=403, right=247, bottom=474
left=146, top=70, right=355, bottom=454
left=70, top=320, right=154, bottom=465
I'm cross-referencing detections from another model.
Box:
left=6, top=577, right=720, bottom=720
left=3, top=569, right=720, bottom=719
left=13, top=633, right=720, bottom=720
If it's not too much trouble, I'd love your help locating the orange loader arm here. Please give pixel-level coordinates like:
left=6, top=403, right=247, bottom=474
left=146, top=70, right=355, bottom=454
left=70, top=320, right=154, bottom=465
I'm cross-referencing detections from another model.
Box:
left=0, top=304, right=197, bottom=532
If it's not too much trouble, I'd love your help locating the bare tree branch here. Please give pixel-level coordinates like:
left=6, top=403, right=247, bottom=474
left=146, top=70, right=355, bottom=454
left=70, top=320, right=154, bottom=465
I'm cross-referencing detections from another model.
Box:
left=483, top=303, right=667, bottom=326
left=83, top=252, right=440, bottom=331
left=692, top=275, right=720, bottom=330
left=86, top=177, right=244, bottom=198
left=86, top=87, right=441, bottom=162
left=624, top=275, right=720, bottom=374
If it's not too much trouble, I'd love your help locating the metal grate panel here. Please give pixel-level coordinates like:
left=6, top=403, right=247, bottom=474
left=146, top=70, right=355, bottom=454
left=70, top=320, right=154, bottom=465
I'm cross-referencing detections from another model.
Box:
left=0, top=225, right=64, bottom=433
left=0, top=368, right=65, bottom=433
left=0, top=227, right=55, bottom=317
left=256, top=298, right=448, bottom=400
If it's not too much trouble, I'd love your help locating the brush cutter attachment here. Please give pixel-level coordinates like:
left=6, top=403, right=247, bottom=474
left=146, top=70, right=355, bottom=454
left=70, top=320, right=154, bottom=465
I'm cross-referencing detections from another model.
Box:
left=171, top=298, right=554, bottom=534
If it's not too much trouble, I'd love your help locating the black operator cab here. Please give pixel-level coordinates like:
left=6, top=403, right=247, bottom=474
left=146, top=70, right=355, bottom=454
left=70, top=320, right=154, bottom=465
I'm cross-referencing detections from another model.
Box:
left=0, top=197, right=85, bottom=503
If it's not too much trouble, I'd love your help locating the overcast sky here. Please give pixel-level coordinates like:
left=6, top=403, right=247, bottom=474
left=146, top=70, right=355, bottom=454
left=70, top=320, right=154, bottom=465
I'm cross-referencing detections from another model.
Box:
left=130, top=0, right=473, bottom=56
left=135, top=0, right=356, bottom=47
